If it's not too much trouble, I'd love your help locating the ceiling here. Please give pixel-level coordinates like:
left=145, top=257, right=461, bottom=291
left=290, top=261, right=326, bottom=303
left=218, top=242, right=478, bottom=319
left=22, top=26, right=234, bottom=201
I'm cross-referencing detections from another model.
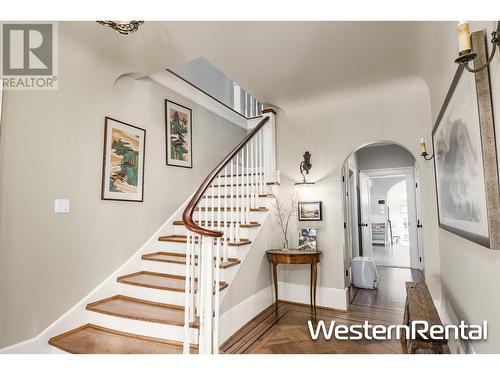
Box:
left=60, top=21, right=455, bottom=108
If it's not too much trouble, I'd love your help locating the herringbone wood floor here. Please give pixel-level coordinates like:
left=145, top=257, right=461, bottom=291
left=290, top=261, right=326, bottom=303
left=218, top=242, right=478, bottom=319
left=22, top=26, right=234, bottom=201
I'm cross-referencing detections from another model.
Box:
left=221, top=267, right=427, bottom=354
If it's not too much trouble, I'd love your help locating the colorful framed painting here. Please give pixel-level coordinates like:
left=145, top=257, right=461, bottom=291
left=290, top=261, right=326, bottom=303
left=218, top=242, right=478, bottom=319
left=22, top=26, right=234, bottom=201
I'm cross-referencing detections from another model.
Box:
left=165, top=100, right=193, bottom=168
left=298, top=201, right=323, bottom=221
left=101, top=117, right=146, bottom=202
left=432, top=31, right=500, bottom=249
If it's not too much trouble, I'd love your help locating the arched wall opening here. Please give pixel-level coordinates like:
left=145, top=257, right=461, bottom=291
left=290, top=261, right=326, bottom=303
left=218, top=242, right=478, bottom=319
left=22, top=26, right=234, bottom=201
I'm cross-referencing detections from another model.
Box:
left=341, top=141, right=425, bottom=304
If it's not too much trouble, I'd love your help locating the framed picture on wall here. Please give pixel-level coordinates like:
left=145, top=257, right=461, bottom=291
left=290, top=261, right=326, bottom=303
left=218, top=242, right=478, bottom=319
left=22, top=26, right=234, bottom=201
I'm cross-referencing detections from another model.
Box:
left=298, top=201, right=323, bottom=221
left=432, top=31, right=500, bottom=249
left=101, top=117, right=146, bottom=202
left=165, top=99, right=193, bottom=168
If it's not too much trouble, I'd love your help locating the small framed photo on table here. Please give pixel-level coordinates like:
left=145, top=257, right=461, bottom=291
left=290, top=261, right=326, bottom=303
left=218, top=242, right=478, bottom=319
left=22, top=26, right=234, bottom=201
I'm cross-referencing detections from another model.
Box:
left=298, top=201, right=322, bottom=221
left=299, top=228, right=317, bottom=251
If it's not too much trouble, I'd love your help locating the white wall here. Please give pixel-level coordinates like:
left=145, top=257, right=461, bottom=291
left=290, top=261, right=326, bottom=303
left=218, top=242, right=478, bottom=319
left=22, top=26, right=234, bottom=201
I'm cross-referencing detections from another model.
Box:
left=273, top=76, right=441, bottom=304
left=0, top=31, right=245, bottom=348
left=415, top=21, right=500, bottom=353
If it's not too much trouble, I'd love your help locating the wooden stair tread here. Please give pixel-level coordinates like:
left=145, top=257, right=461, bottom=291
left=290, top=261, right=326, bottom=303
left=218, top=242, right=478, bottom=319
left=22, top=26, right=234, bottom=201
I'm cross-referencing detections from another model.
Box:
left=86, top=295, right=198, bottom=327
left=173, top=220, right=261, bottom=228
left=142, top=251, right=241, bottom=269
left=195, top=206, right=268, bottom=212
left=117, top=271, right=228, bottom=292
left=159, top=235, right=251, bottom=246
left=48, top=324, right=195, bottom=354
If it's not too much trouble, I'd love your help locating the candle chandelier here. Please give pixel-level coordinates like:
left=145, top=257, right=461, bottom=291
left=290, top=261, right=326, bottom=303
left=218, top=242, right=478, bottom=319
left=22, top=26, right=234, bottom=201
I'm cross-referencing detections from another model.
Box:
left=455, top=21, right=500, bottom=73
left=97, top=21, right=144, bottom=35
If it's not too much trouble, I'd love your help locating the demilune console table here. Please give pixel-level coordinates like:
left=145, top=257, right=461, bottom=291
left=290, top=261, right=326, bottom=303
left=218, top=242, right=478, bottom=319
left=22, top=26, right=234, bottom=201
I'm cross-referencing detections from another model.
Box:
left=266, top=249, right=322, bottom=314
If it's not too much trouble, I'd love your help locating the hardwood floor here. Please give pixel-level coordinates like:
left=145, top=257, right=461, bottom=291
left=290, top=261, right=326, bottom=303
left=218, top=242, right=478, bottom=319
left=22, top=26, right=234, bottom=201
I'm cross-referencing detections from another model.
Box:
left=221, top=266, right=428, bottom=354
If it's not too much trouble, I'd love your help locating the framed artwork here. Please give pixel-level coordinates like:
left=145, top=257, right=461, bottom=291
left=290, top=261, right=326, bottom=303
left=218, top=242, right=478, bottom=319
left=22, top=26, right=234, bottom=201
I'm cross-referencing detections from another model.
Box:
left=432, top=31, right=500, bottom=249
left=299, top=228, right=317, bottom=251
left=298, top=201, right=323, bottom=221
left=101, top=117, right=146, bottom=202
left=165, top=99, right=193, bottom=168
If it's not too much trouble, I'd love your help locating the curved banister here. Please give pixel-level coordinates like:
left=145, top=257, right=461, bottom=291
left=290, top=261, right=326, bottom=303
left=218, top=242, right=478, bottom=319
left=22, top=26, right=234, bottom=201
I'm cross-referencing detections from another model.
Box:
left=182, top=115, right=270, bottom=237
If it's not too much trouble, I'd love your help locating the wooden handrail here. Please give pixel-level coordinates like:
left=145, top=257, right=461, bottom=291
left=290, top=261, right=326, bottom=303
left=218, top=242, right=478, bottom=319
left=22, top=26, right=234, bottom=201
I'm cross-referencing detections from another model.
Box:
left=182, top=116, right=270, bottom=237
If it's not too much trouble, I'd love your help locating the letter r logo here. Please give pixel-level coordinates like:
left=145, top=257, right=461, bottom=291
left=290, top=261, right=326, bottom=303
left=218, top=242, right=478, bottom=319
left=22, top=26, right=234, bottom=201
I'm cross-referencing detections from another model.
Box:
left=2, top=23, right=53, bottom=76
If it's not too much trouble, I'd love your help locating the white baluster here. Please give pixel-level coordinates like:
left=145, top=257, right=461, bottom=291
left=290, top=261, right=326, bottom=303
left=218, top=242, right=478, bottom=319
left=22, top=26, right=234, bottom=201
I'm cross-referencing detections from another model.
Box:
left=245, top=144, right=250, bottom=225
left=189, top=232, right=195, bottom=323
left=235, top=153, right=241, bottom=242
left=202, top=236, right=214, bottom=353
left=229, top=161, right=234, bottom=243
left=259, top=130, right=264, bottom=196
left=183, top=231, right=192, bottom=354
left=218, top=174, right=221, bottom=232
left=196, top=236, right=201, bottom=318
left=211, top=179, right=215, bottom=229
left=213, top=237, right=221, bottom=354
left=197, top=236, right=204, bottom=354
left=223, top=167, right=229, bottom=262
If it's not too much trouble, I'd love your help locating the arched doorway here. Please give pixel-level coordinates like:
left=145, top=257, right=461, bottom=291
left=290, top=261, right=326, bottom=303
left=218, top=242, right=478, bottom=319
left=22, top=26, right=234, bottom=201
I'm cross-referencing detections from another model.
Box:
left=341, top=141, right=425, bottom=308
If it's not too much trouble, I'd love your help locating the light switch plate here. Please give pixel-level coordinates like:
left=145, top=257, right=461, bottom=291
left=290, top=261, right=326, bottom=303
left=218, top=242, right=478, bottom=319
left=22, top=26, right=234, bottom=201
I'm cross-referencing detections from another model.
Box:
left=54, top=199, right=70, bottom=213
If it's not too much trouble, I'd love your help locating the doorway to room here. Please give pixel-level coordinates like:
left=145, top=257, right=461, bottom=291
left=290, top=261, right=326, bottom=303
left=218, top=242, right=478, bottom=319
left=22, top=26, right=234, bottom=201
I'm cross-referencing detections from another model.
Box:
left=342, top=142, right=425, bottom=308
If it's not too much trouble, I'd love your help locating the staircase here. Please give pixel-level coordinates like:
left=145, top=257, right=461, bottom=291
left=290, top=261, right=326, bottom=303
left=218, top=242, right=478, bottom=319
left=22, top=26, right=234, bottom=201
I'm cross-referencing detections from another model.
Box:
left=47, top=110, right=277, bottom=354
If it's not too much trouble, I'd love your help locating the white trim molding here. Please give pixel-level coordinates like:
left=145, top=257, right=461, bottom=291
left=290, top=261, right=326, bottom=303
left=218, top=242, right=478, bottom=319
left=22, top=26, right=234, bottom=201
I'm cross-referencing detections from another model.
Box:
left=278, top=281, right=348, bottom=311
left=149, top=70, right=248, bottom=129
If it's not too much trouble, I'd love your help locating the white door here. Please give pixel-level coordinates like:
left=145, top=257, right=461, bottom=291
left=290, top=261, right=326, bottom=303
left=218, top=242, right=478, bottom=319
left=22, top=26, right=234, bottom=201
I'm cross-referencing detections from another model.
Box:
left=359, top=172, right=373, bottom=257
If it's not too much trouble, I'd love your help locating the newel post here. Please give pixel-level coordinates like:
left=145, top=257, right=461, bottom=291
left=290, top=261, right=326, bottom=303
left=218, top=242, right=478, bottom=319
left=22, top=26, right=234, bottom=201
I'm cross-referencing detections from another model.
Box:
left=261, top=108, right=277, bottom=184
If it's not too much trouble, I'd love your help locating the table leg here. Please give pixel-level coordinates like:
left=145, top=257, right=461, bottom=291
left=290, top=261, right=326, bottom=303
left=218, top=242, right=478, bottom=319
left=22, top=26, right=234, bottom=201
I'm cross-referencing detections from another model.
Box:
left=311, top=263, right=318, bottom=315
left=272, top=263, right=278, bottom=312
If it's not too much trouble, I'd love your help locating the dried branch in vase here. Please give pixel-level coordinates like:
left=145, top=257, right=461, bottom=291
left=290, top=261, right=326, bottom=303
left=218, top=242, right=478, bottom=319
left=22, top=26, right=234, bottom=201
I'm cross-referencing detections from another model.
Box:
left=272, top=194, right=298, bottom=250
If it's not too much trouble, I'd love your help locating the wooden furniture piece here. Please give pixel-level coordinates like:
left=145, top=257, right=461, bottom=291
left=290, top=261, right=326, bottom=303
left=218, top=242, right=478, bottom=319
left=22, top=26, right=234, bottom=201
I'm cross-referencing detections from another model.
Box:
left=266, top=249, right=322, bottom=314
left=401, top=282, right=447, bottom=354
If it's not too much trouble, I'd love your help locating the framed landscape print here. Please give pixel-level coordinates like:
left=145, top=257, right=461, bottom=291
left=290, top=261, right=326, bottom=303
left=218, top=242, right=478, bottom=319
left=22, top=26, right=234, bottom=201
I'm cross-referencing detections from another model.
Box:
left=298, top=201, right=322, bottom=221
left=101, top=117, right=146, bottom=202
left=432, top=31, right=500, bottom=249
left=165, top=100, right=193, bottom=168
left=299, top=228, right=317, bottom=251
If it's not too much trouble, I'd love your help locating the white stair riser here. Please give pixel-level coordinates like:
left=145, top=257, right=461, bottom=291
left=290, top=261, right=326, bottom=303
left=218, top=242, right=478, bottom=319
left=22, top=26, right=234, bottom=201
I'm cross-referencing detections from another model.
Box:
left=199, top=196, right=273, bottom=207
left=156, top=241, right=244, bottom=258
left=192, top=211, right=265, bottom=222
left=140, top=258, right=233, bottom=276
left=114, top=282, right=187, bottom=306
left=87, top=311, right=198, bottom=343
left=172, top=224, right=252, bottom=238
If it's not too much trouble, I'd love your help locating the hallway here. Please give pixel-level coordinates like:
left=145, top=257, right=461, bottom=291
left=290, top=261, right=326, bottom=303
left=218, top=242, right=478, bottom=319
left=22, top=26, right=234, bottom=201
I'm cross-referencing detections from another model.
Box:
left=372, top=244, right=411, bottom=269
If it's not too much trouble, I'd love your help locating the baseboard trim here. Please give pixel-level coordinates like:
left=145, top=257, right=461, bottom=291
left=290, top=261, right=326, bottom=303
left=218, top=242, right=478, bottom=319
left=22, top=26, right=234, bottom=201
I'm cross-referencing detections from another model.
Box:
left=277, top=281, right=348, bottom=311
left=433, top=298, right=470, bottom=354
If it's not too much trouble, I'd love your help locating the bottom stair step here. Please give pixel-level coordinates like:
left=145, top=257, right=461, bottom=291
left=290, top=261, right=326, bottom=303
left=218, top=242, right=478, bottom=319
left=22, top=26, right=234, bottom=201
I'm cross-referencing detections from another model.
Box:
left=48, top=324, right=197, bottom=354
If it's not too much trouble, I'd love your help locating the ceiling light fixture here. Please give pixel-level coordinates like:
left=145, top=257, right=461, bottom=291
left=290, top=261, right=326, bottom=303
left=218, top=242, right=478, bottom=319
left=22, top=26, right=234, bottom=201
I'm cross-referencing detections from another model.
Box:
left=97, top=21, right=144, bottom=35
left=455, top=21, right=500, bottom=73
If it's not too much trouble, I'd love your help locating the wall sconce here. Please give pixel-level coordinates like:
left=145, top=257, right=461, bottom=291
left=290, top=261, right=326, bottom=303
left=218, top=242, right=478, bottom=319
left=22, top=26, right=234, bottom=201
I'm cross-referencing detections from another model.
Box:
left=97, top=21, right=145, bottom=35
left=455, top=21, right=500, bottom=73
left=420, top=138, right=434, bottom=161
left=295, top=151, right=315, bottom=186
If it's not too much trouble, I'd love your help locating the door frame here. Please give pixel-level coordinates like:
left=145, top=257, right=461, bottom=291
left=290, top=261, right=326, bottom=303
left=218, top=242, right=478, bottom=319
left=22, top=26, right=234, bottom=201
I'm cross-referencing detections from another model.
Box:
left=361, top=167, right=420, bottom=269
left=358, top=171, right=373, bottom=258
left=342, top=160, right=359, bottom=286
